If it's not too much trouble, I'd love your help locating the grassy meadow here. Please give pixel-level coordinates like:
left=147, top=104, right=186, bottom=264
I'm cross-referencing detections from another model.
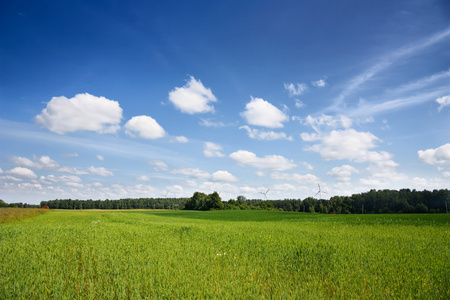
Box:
left=0, top=209, right=449, bottom=299
left=0, top=207, right=49, bottom=223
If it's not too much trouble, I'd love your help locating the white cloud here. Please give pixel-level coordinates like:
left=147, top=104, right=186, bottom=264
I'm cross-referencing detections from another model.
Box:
left=174, top=136, right=189, bottom=143
left=6, top=167, right=37, bottom=179
left=200, top=119, right=225, bottom=127
left=327, top=165, right=359, bottom=182
left=229, top=150, right=297, bottom=171
left=17, top=182, right=42, bottom=190
left=239, top=126, right=293, bottom=141
left=96, top=155, right=104, bottom=161
left=9, top=155, right=60, bottom=170
left=203, top=142, right=225, bottom=157
left=331, top=27, right=450, bottom=110
left=149, top=160, right=168, bottom=171
left=88, top=166, right=113, bottom=177
left=311, top=78, right=327, bottom=88
left=211, top=170, right=238, bottom=182
left=1, top=175, right=23, bottom=182
left=35, top=93, right=122, bottom=134
left=300, top=162, right=314, bottom=170
left=38, top=156, right=60, bottom=169
left=284, top=83, right=308, bottom=96
left=63, top=153, right=79, bottom=158
left=301, top=114, right=352, bottom=132
left=349, top=90, right=448, bottom=118
left=273, top=183, right=297, bottom=191
left=42, top=175, right=82, bottom=184
left=303, top=129, right=388, bottom=163
left=57, top=167, right=88, bottom=175
left=436, top=95, right=450, bottom=112
left=295, top=99, right=305, bottom=108
left=168, top=76, right=217, bottom=114
left=366, top=160, right=405, bottom=181
left=9, top=156, right=34, bottom=168
left=136, top=175, right=151, bottom=182
left=125, top=115, right=165, bottom=139
left=241, top=97, right=289, bottom=128
left=418, top=143, right=450, bottom=165
left=171, top=168, right=211, bottom=180
left=443, top=171, right=450, bottom=178
left=270, top=172, right=319, bottom=185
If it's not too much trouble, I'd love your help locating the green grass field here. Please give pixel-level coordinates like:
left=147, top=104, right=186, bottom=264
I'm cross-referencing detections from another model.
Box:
left=1, top=209, right=449, bottom=299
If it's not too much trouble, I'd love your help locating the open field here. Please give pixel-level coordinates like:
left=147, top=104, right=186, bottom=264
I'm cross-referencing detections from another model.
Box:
left=1, top=210, right=449, bottom=299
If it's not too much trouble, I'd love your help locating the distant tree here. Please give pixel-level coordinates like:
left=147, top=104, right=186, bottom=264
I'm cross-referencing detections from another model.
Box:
left=207, top=192, right=224, bottom=210
left=0, top=199, right=7, bottom=207
left=237, top=195, right=246, bottom=205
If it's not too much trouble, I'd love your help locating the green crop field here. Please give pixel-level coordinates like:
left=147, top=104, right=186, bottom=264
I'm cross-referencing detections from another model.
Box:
left=1, top=209, right=449, bottom=299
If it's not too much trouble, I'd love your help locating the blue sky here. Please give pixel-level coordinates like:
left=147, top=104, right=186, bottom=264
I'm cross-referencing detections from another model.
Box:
left=1, top=0, right=449, bottom=204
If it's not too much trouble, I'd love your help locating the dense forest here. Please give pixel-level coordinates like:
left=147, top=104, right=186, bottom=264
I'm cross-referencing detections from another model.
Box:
left=8, top=188, right=448, bottom=213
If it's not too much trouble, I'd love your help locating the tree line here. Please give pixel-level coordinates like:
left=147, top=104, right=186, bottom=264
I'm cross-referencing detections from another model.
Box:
left=39, top=197, right=188, bottom=210
left=15, top=188, right=448, bottom=214
left=0, top=200, right=40, bottom=208
left=230, top=188, right=449, bottom=214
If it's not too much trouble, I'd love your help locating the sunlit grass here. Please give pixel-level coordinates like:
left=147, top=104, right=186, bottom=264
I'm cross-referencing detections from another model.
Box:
left=1, top=210, right=448, bottom=299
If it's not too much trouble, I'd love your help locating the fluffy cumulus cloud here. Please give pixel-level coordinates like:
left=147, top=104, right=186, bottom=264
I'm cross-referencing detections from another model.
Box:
left=6, top=167, right=37, bottom=179
left=241, top=97, right=289, bottom=128
left=418, top=143, right=450, bottom=165
left=436, top=95, right=450, bottom=112
left=9, top=155, right=60, bottom=170
left=203, top=142, right=225, bottom=157
left=170, top=168, right=237, bottom=182
left=229, top=150, right=297, bottom=171
left=35, top=93, right=122, bottom=134
left=88, top=166, right=113, bottom=177
left=284, top=83, right=308, bottom=96
left=168, top=76, right=217, bottom=114
left=303, top=129, right=387, bottom=163
left=211, top=170, right=238, bottom=182
left=239, top=126, right=293, bottom=141
left=124, top=115, right=165, bottom=139
left=327, top=165, right=360, bottom=182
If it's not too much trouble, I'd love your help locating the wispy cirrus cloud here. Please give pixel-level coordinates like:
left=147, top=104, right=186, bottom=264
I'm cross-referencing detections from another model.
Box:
left=348, top=89, right=448, bottom=118
left=331, top=26, right=450, bottom=111
left=239, top=126, right=293, bottom=141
